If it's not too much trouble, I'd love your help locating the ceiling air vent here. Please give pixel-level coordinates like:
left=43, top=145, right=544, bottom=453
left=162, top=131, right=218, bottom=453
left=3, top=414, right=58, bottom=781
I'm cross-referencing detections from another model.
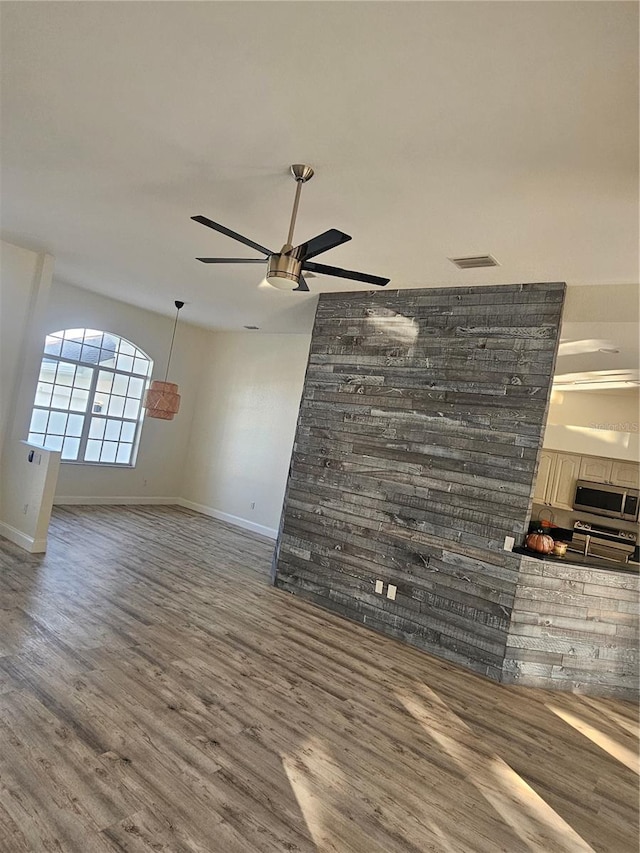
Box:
left=449, top=254, right=500, bottom=270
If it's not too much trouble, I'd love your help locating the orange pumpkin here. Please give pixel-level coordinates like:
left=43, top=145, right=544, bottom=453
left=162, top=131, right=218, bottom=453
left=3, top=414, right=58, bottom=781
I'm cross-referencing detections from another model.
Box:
left=525, top=529, right=554, bottom=554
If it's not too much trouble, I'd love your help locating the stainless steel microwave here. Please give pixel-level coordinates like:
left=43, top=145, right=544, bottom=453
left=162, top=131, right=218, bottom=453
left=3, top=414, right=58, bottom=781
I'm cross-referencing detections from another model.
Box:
left=573, top=480, right=639, bottom=522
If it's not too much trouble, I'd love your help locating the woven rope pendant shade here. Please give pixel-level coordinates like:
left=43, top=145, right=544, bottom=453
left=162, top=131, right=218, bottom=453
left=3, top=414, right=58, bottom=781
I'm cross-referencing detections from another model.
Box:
left=142, top=300, right=184, bottom=422
left=143, top=380, right=181, bottom=420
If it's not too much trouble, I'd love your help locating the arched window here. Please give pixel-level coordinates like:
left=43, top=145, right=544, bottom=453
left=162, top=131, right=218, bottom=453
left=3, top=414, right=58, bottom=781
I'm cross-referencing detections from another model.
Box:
left=28, top=329, right=152, bottom=466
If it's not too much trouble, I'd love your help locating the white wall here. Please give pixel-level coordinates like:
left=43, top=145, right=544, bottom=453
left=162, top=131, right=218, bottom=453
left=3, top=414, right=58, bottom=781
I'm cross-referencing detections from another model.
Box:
left=181, top=332, right=311, bottom=537
left=544, top=389, right=640, bottom=461
left=0, top=442, right=60, bottom=552
left=46, top=280, right=210, bottom=502
left=0, top=240, right=59, bottom=551
left=0, top=240, right=54, bottom=454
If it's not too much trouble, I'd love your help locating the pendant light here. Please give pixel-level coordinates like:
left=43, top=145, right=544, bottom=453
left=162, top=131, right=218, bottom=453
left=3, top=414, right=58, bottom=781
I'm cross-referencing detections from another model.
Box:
left=142, top=300, right=184, bottom=420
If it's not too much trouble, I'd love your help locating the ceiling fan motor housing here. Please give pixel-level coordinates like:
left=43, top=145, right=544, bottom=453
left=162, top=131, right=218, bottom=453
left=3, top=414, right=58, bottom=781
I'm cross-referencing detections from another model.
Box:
left=266, top=252, right=302, bottom=290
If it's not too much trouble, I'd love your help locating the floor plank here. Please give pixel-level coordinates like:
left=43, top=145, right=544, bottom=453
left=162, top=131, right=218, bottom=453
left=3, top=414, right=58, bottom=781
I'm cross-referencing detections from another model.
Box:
left=0, top=504, right=637, bottom=853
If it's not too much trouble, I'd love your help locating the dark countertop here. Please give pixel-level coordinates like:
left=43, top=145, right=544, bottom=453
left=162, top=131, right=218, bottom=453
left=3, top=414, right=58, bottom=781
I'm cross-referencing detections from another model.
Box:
left=513, top=546, right=640, bottom=575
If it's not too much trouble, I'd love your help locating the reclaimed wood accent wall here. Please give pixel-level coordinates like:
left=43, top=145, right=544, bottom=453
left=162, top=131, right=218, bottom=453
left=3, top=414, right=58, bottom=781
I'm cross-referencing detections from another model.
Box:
left=504, top=556, right=639, bottom=700
left=274, top=283, right=566, bottom=680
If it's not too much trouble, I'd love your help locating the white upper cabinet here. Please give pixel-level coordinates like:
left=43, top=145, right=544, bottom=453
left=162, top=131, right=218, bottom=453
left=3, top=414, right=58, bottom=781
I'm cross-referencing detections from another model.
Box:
left=611, top=461, right=639, bottom=489
left=548, top=453, right=581, bottom=510
left=579, top=456, right=613, bottom=483
left=534, top=451, right=556, bottom=505
left=535, top=451, right=580, bottom=510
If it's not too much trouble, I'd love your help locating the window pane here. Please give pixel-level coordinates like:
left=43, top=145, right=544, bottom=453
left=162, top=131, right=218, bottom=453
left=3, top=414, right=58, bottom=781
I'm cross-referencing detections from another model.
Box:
left=70, top=389, right=90, bottom=412
left=44, top=435, right=64, bottom=452
left=61, top=437, right=80, bottom=461
left=116, top=353, right=133, bottom=372
left=107, top=396, right=125, bottom=417
left=132, top=357, right=149, bottom=376
left=89, top=418, right=106, bottom=439
left=85, top=440, right=102, bottom=462
left=44, top=337, right=62, bottom=356
left=118, top=341, right=136, bottom=357
left=99, top=354, right=117, bottom=370
left=120, top=421, right=136, bottom=443
left=128, top=376, right=144, bottom=398
left=100, top=442, right=118, bottom=463
left=30, top=409, right=49, bottom=433
left=83, top=330, right=103, bottom=345
left=56, top=364, right=76, bottom=386
left=28, top=433, right=46, bottom=446
left=97, top=371, right=114, bottom=394
left=66, top=414, right=84, bottom=437
left=124, top=398, right=140, bottom=419
left=104, top=419, right=122, bottom=441
left=112, top=373, right=129, bottom=396
left=52, top=385, right=72, bottom=409
left=81, top=343, right=100, bottom=364
left=34, top=383, right=53, bottom=407
left=39, top=358, right=57, bottom=382
left=60, top=340, right=82, bottom=361
left=74, top=365, right=93, bottom=390
left=116, top=443, right=133, bottom=464
left=64, top=328, right=85, bottom=339
left=48, top=411, right=68, bottom=435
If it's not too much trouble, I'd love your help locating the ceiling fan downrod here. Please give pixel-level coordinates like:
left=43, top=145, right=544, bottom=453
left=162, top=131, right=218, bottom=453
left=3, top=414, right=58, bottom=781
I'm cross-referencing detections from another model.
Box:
left=266, top=164, right=315, bottom=288
left=285, top=164, right=314, bottom=249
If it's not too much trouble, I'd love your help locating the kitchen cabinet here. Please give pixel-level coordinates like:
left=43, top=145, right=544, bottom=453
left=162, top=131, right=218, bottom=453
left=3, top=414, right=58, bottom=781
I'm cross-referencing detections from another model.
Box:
left=578, top=456, right=639, bottom=488
left=611, top=461, right=639, bottom=488
left=548, top=453, right=581, bottom=510
left=579, top=456, right=612, bottom=483
left=534, top=451, right=556, bottom=505
left=535, top=451, right=580, bottom=510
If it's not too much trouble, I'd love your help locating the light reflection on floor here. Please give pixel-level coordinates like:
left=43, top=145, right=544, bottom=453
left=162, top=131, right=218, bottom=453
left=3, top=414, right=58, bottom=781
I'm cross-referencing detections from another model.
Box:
left=546, top=703, right=639, bottom=775
left=581, top=694, right=640, bottom=739
left=397, top=684, right=597, bottom=853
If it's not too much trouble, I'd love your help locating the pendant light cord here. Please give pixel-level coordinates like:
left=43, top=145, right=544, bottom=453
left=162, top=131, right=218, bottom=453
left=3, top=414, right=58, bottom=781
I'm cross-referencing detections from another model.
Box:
left=164, top=300, right=184, bottom=383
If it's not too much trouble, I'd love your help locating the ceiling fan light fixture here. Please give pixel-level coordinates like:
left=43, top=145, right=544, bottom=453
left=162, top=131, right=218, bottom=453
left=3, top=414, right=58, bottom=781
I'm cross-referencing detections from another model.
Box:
left=265, top=252, right=301, bottom=290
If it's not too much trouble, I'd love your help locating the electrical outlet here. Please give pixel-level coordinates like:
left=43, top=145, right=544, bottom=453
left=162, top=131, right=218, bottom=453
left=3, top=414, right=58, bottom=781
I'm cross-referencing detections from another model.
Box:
left=387, top=584, right=397, bottom=601
left=503, top=535, right=515, bottom=552
left=374, top=579, right=384, bottom=594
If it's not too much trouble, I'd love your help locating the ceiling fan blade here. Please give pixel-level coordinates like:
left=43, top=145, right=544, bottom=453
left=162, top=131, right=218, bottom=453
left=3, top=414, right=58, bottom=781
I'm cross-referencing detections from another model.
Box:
left=294, top=229, right=352, bottom=261
left=191, top=215, right=272, bottom=256
left=302, top=261, right=390, bottom=287
left=196, top=258, right=266, bottom=264
left=292, top=275, right=310, bottom=292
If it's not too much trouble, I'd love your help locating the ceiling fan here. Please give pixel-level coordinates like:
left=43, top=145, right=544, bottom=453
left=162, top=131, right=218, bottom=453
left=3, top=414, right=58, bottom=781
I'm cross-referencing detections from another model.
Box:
left=192, top=164, right=390, bottom=292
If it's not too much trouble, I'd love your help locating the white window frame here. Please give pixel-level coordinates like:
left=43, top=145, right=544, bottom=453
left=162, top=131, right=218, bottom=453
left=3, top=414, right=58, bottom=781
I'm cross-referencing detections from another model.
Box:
left=28, top=330, right=153, bottom=467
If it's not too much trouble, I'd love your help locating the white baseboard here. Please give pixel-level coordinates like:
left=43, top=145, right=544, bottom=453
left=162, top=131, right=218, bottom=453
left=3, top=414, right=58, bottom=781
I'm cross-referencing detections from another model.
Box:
left=49, top=495, right=277, bottom=540
left=177, top=498, right=278, bottom=540
left=0, top=521, right=46, bottom=553
left=53, top=496, right=180, bottom=506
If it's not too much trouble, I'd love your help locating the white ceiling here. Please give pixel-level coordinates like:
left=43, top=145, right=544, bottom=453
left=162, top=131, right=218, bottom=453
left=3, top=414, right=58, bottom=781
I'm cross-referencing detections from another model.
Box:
left=1, top=1, right=638, bottom=338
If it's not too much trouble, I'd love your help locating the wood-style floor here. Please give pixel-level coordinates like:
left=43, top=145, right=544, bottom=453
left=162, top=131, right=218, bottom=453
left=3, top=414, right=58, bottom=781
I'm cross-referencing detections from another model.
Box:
left=0, top=506, right=637, bottom=853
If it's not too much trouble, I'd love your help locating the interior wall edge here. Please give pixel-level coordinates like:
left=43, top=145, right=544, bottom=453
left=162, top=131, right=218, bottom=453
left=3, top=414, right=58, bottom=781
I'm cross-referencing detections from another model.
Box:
left=177, top=498, right=278, bottom=540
